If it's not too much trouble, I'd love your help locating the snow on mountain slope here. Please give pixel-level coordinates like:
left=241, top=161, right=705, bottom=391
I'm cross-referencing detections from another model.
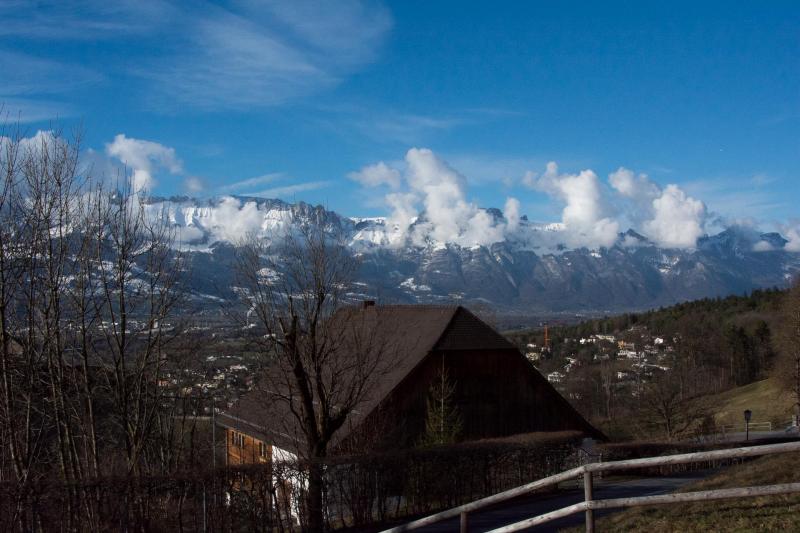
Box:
left=143, top=196, right=800, bottom=314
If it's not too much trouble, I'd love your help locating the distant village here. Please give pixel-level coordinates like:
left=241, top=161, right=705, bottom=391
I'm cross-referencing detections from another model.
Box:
left=523, top=325, right=675, bottom=398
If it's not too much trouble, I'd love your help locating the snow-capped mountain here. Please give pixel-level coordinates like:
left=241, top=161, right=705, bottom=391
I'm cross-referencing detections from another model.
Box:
left=149, top=196, right=800, bottom=314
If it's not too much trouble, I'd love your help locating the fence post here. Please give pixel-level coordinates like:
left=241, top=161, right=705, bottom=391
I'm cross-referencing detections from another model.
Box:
left=203, top=483, right=207, bottom=533
left=460, top=511, right=468, bottom=533
left=584, top=470, right=594, bottom=533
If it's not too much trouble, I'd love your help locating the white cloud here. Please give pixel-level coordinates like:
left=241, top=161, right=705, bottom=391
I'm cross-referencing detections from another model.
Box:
left=142, top=1, right=392, bottom=110
left=609, top=167, right=707, bottom=248
left=0, top=50, right=102, bottom=96
left=609, top=167, right=660, bottom=200
left=184, top=176, right=205, bottom=194
left=0, top=98, right=76, bottom=123
left=207, top=196, right=267, bottom=243
left=353, top=113, right=460, bottom=144
left=643, top=185, right=706, bottom=249
left=784, top=223, right=800, bottom=252
left=347, top=154, right=716, bottom=252
left=105, top=134, right=182, bottom=193
left=5, top=1, right=392, bottom=111
left=753, top=240, right=775, bottom=252
left=176, top=224, right=206, bottom=244
left=246, top=181, right=331, bottom=199
left=404, top=148, right=506, bottom=247
left=0, top=1, right=170, bottom=40
left=351, top=148, right=510, bottom=248
left=348, top=161, right=401, bottom=189
left=521, top=170, right=538, bottom=189
left=504, top=197, right=521, bottom=233
left=2, top=130, right=73, bottom=164
left=0, top=48, right=101, bottom=123
left=531, top=162, right=620, bottom=249
left=384, top=192, right=419, bottom=246
left=219, top=173, right=283, bottom=193
left=682, top=177, right=786, bottom=226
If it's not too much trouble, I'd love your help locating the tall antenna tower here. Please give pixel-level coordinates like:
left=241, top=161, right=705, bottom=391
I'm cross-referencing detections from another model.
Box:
left=543, top=323, right=550, bottom=352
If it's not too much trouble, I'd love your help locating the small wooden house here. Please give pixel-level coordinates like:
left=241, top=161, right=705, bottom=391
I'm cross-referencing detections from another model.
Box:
left=217, top=304, right=601, bottom=465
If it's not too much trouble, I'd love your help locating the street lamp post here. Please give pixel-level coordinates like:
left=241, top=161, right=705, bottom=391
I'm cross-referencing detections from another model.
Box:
left=744, top=409, right=752, bottom=441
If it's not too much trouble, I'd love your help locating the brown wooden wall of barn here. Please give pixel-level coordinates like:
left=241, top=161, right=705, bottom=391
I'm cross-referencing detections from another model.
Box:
left=368, top=349, right=594, bottom=449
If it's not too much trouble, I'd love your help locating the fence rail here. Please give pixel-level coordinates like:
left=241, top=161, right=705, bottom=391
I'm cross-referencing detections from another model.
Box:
left=381, top=440, right=800, bottom=533
left=719, top=421, right=772, bottom=435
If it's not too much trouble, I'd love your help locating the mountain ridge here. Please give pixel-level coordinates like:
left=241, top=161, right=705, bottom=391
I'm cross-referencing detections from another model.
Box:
left=144, top=196, right=800, bottom=314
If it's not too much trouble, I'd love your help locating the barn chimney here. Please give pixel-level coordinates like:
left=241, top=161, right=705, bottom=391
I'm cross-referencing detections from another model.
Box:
left=363, top=300, right=376, bottom=309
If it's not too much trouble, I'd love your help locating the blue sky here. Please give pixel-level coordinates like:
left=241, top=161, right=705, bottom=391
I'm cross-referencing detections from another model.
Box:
left=2, top=1, right=799, bottom=235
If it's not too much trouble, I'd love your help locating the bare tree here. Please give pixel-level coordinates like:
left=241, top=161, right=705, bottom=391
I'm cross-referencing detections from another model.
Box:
left=0, top=121, right=197, bottom=529
left=235, top=215, right=393, bottom=532
left=88, top=180, right=186, bottom=476
left=775, top=278, right=800, bottom=426
left=0, top=125, right=100, bottom=528
left=635, top=369, right=710, bottom=441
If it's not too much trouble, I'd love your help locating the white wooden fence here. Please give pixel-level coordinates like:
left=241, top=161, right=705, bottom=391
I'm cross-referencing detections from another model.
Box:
left=381, top=440, right=800, bottom=533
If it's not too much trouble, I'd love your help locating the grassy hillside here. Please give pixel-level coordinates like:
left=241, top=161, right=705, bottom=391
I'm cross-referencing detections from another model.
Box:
left=565, top=450, right=800, bottom=532
left=506, top=289, right=791, bottom=437
left=707, top=378, right=795, bottom=428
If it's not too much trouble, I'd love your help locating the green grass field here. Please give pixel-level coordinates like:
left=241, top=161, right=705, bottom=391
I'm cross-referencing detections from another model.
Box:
left=707, top=378, right=795, bottom=428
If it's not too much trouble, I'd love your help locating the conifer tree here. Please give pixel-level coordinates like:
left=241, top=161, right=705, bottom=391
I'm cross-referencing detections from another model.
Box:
left=418, top=360, right=462, bottom=446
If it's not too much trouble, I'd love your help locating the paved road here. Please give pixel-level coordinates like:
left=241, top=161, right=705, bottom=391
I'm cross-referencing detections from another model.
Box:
left=360, top=435, right=800, bottom=533
left=712, top=428, right=798, bottom=442
left=398, top=470, right=714, bottom=533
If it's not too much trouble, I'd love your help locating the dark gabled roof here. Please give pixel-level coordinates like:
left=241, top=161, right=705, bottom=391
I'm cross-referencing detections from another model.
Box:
left=218, top=304, right=601, bottom=453
left=217, top=396, right=302, bottom=453
left=434, top=308, right=517, bottom=351
left=218, top=305, right=463, bottom=453
left=345, top=305, right=520, bottom=417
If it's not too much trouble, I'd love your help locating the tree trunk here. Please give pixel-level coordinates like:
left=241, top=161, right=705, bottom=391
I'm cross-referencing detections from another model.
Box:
left=306, top=460, right=325, bottom=533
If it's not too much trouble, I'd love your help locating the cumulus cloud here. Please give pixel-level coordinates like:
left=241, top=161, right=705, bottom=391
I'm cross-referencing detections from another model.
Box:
left=384, top=192, right=418, bottom=245
left=351, top=148, right=509, bottom=248
left=348, top=161, right=401, bottom=189
left=784, top=223, right=800, bottom=252
left=176, top=224, right=206, bottom=245
left=529, top=162, right=620, bottom=248
left=106, top=134, right=182, bottom=193
left=1, top=130, right=80, bottom=171
left=144, top=195, right=301, bottom=247
left=206, top=196, right=267, bottom=242
left=644, top=185, right=706, bottom=248
left=609, top=167, right=707, bottom=248
left=404, top=148, right=506, bottom=247
left=347, top=152, right=720, bottom=251
left=5, top=129, right=58, bottom=154
left=504, top=197, right=521, bottom=233
left=609, top=167, right=660, bottom=200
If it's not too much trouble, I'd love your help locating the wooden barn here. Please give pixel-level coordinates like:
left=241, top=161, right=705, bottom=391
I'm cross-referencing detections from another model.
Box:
left=218, top=304, right=601, bottom=465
